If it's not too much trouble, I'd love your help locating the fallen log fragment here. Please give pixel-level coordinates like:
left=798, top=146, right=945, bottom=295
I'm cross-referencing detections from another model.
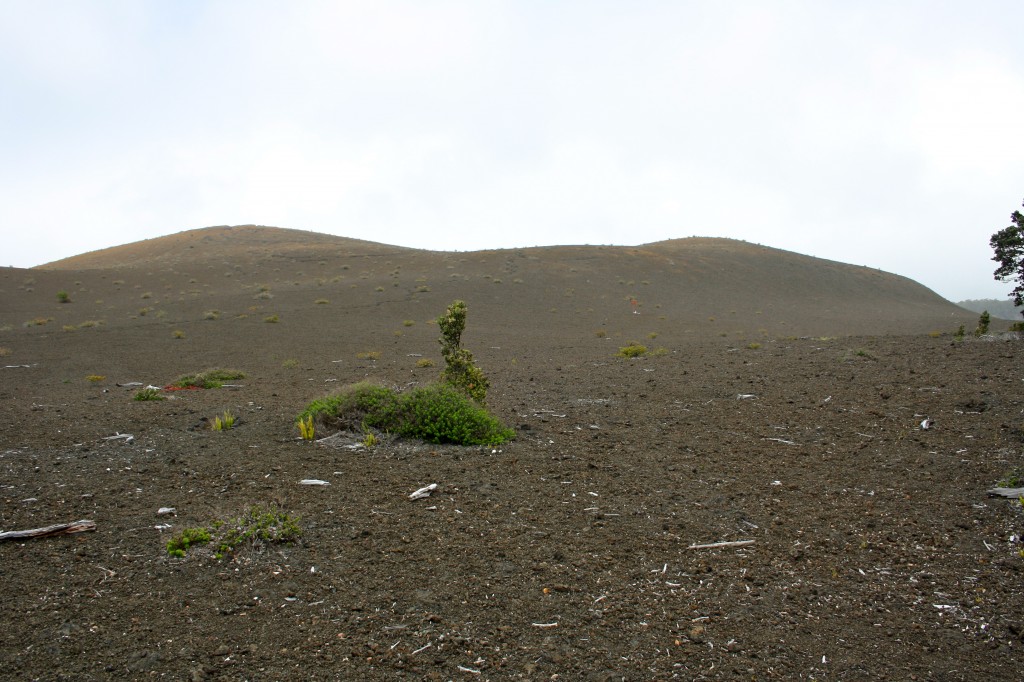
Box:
left=987, top=487, right=1024, bottom=499
left=0, top=519, right=96, bottom=542
left=687, top=539, right=756, bottom=550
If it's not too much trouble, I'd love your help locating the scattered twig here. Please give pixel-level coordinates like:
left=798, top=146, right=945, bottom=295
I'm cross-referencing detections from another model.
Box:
left=687, top=539, right=756, bottom=550
left=0, top=519, right=96, bottom=542
left=531, top=622, right=559, bottom=628
left=299, top=479, right=330, bottom=486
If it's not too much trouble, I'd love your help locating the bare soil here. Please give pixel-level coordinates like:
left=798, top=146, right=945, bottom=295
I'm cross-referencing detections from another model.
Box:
left=1, top=229, right=1022, bottom=680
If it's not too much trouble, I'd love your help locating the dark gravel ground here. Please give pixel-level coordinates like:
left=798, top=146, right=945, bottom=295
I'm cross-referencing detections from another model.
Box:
left=2, top=319, right=1023, bottom=680
left=0, top=230, right=1018, bottom=679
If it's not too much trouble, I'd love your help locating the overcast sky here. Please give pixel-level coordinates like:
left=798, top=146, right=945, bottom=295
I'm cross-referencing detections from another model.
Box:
left=2, top=1, right=1023, bottom=301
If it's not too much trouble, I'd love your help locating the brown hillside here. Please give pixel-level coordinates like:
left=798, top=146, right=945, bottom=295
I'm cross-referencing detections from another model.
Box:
left=14, top=224, right=974, bottom=338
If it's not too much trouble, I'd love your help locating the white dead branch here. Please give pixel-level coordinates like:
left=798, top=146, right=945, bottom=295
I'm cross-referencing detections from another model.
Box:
left=0, top=519, right=96, bottom=541
left=156, top=507, right=176, bottom=516
left=987, top=487, right=1024, bottom=498
left=299, top=479, right=330, bottom=486
left=687, top=539, right=756, bottom=550
left=102, top=433, right=134, bottom=443
left=409, top=483, right=438, bottom=500
left=531, top=622, right=559, bottom=628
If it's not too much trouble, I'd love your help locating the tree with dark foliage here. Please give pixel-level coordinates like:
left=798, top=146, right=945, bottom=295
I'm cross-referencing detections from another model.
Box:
left=990, top=199, right=1024, bottom=318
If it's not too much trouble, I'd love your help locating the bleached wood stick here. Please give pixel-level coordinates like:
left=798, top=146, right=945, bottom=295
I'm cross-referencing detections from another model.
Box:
left=409, top=483, right=438, bottom=500
left=987, top=487, right=1024, bottom=498
left=0, top=519, right=96, bottom=541
left=687, top=539, right=755, bottom=550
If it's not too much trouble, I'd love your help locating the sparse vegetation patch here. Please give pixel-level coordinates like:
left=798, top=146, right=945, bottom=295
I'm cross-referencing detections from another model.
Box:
left=166, top=506, right=301, bottom=560
left=170, top=368, right=245, bottom=390
left=617, top=342, right=648, bottom=358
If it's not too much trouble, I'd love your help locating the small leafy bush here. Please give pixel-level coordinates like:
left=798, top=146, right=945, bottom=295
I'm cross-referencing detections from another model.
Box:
left=416, top=358, right=435, bottom=368
left=997, top=468, right=1024, bottom=488
left=975, top=310, right=990, bottom=337
left=356, top=351, right=381, bottom=361
left=393, top=383, right=514, bottom=445
left=166, top=506, right=300, bottom=560
left=56, top=290, right=70, bottom=303
left=134, top=388, right=165, bottom=401
left=617, top=342, right=648, bottom=358
left=170, top=368, right=245, bottom=389
left=438, top=300, right=489, bottom=403
left=86, top=374, right=106, bottom=382
left=264, top=314, right=279, bottom=323
left=299, top=381, right=514, bottom=446
left=216, top=506, right=301, bottom=559
left=167, top=527, right=212, bottom=558
left=298, top=381, right=401, bottom=431
left=172, top=330, right=185, bottom=339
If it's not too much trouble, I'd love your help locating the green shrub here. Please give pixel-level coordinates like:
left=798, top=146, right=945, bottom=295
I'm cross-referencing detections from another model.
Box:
left=392, top=383, right=514, bottom=445
left=134, top=388, right=165, bottom=401
left=56, top=290, right=70, bottom=303
left=975, top=310, right=990, bottom=336
left=617, top=342, right=648, bottom=358
left=167, top=527, right=211, bottom=558
left=216, top=505, right=301, bottom=559
left=166, top=506, right=300, bottom=560
left=171, top=368, right=245, bottom=389
left=297, top=381, right=402, bottom=431
left=437, top=300, right=489, bottom=403
left=298, top=381, right=514, bottom=446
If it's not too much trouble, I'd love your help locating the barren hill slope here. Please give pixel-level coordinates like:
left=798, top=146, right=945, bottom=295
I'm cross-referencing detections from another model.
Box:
left=14, top=225, right=975, bottom=338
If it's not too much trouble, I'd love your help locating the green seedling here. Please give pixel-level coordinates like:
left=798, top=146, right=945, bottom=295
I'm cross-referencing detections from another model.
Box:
left=212, top=410, right=236, bottom=431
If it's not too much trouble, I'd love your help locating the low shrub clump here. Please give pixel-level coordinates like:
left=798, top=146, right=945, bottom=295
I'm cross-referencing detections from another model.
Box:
left=299, top=381, right=514, bottom=446
left=170, top=368, right=245, bottom=389
left=134, top=387, right=165, bottom=401
left=166, top=506, right=301, bottom=560
left=617, top=342, right=648, bottom=358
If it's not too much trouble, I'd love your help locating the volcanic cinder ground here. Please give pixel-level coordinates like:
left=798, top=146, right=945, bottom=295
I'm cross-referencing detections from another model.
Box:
left=1, top=225, right=1022, bottom=680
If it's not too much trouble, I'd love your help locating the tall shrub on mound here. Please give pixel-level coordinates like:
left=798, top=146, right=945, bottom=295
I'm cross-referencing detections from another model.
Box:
left=437, top=300, right=489, bottom=404
left=298, top=382, right=514, bottom=446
